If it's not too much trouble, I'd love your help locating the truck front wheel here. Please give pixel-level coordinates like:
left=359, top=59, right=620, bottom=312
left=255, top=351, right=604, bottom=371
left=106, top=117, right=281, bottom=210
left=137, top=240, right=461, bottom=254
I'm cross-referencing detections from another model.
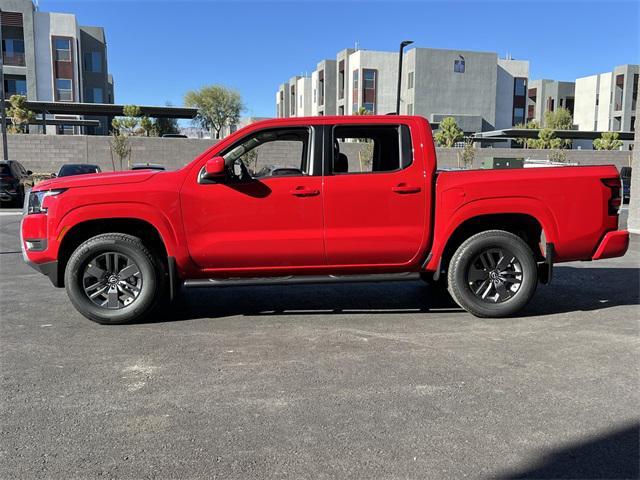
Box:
left=447, top=230, right=538, bottom=318
left=64, top=233, right=166, bottom=325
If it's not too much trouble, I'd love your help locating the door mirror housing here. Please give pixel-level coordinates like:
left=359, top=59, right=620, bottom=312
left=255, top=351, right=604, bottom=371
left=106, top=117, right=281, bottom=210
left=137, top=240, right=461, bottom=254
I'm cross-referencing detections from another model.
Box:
left=202, top=156, right=226, bottom=180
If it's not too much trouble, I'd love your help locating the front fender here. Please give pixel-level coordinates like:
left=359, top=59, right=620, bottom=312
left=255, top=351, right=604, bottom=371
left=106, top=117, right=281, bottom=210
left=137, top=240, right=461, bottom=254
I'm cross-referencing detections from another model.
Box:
left=56, top=202, right=181, bottom=258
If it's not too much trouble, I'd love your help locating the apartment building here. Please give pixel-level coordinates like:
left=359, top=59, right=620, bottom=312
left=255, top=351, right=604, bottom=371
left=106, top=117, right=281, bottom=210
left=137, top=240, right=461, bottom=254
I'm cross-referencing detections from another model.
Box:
left=311, top=59, right=336, bottom=116
left=525, top=80, right=575, bottom=125
left=275, top=46, right=529, bottom=134
left=1, top=0, right=114, bottom=134
left=573, top=64, right=638, bottom=133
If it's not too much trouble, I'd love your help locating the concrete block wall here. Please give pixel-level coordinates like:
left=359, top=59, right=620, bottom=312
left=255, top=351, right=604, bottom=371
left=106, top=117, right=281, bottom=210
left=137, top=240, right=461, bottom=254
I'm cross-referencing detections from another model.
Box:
left=2, top=133, right=633, bottom=174
left=5, top=134, right=218, bottom=173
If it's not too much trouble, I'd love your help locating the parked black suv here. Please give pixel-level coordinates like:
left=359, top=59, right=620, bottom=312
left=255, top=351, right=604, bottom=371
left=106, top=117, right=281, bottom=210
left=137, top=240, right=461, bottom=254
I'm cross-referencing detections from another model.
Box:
left=0, top=160, right=33, bottom=207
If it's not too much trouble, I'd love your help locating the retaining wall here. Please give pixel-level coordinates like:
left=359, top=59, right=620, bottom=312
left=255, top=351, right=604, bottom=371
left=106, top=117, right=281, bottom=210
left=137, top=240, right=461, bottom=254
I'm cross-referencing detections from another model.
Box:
left=3, top=133, right=634, bottom=173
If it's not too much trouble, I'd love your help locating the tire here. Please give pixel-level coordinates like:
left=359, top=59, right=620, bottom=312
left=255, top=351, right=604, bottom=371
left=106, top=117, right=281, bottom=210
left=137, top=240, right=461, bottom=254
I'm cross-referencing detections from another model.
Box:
left=64, top=233, right=166, bottom=325
left=447, top=230, right=538, bottom=318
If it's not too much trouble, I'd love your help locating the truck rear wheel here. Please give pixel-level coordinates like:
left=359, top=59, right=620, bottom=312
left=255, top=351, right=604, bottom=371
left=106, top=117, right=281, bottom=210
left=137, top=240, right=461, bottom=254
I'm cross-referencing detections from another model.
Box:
left=64, top=233, right=166, bottom=325
left=447, top=230, right=537, bottom=318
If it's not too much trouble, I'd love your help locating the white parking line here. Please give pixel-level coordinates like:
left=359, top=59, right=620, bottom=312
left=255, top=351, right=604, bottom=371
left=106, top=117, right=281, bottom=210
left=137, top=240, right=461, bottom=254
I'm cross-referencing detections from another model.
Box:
left=0, top=211, right=23, bottom=216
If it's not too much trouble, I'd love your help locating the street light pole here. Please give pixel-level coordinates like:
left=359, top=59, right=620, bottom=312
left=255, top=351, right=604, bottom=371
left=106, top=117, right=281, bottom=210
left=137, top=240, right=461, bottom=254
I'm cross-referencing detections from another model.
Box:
left=396, top=40, right=413, bottom=115
left=0, top=8, right=10, bottom=160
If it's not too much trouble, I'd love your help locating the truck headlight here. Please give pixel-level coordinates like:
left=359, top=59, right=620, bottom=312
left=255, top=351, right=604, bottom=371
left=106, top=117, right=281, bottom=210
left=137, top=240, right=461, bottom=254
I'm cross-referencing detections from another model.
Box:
left=27, top=189, right=66, bottom=214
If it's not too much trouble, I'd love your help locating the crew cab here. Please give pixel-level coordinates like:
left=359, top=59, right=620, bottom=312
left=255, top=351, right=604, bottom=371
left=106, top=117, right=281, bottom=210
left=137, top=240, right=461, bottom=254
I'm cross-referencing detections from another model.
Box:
left=21, top=116, right=629, bottom=324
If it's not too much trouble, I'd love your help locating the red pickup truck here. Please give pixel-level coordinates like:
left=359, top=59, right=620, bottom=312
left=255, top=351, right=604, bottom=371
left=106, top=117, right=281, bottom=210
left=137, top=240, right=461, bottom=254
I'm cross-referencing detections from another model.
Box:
left=21, top=116, right=629, bottom=324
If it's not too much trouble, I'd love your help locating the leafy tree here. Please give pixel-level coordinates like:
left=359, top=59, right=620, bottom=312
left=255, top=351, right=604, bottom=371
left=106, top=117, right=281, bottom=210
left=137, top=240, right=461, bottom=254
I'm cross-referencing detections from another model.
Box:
left=184, top=85, right=244, bottom=139
left=544, top=107, right=573, bottom=148
left=7, top=95, right=35, bottom=133
left=112, top=105, right=142, bottom=136
left=353, top=106, right=372, bottom=116
left=140, top=116, right=156, bottom=137
left=109, top=133, right=131, bottom=171
left=529, top=128, right=562, bottom=149
left=434, top=117, right=464, bottom=148
left=457, top=139, right=475, bottom=168
left=593, top=131, right=623, bottom=150
left=544, top=107, right=573, bottom=130
left=514, top=119, right=539, bottom=148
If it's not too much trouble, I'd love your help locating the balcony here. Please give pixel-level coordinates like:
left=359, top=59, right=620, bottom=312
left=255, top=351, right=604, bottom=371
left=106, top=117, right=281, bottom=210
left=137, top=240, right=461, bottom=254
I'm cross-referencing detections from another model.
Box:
left=2, top=50, right=25, bottom=67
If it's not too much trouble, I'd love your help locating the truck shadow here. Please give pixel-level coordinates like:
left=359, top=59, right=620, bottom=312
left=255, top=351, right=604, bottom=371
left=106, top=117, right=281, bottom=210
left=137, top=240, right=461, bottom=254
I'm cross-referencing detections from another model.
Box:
left=494, top=422, right=639, bottom=479
left=146, top=266, right=639, bottom=323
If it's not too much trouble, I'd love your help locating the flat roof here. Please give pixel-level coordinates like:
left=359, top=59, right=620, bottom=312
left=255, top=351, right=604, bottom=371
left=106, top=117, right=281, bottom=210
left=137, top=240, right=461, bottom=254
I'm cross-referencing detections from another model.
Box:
left=2, top=101, right=198, bottom=119
left=474, top=128, right=635, bottom=141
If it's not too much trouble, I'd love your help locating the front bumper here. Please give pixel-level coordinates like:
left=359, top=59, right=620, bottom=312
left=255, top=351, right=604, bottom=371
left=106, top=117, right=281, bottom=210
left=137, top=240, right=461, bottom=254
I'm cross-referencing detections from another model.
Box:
left=592, top=230, right=629, bottom=260
left=21, top=213, right=62, bottom=287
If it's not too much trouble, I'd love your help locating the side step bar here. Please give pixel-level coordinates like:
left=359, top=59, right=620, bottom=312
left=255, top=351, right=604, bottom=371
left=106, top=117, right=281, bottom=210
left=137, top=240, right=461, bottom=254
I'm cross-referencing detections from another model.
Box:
left=184, top=272, right=419, bottom=289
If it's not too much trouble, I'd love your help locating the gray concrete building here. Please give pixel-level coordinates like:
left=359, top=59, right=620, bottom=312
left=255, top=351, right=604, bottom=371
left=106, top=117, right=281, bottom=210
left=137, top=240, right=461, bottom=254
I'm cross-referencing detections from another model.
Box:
left=311, top=59, right=336, bottom=116
left=526, top=79, right=575, bottom=126
left=574, top=64, right=638, bottom=133
left=1, top=0, right=114, bottom=134
left=276, top=46, right=529, bottom=134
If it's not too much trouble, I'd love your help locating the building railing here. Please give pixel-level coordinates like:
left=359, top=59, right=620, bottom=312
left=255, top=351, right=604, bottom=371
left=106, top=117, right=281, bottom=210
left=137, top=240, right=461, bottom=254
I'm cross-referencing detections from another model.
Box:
left=2, top=51, right=26, bottom=66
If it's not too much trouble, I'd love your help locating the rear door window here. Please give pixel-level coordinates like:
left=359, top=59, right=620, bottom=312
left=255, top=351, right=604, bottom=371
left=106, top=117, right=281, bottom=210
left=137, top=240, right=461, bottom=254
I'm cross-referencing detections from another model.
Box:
left=331, top=125, right=412, bottom=175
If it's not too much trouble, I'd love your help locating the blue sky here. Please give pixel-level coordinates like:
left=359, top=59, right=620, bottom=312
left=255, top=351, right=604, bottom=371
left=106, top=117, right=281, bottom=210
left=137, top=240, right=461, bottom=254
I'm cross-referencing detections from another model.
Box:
left=40, top=0, right=639, bottom=117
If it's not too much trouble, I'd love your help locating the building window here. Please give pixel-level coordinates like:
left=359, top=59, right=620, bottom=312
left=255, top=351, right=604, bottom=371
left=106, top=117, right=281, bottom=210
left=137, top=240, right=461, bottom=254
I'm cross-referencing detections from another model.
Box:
left=54, top=38, right=72, bottom=62
left=290, top=85, right=295, bottom=115
left=83, top=52, right=103, bottom=73
left=2, top=38, right=26, bottom=66
left=407, top=71, right=414, bottom=89
left=513, top=107, right=525, bottom=125
left=454, top=56, right=465, bottom=73
left=90, top=87, right=103, bottom=103
left=338, top=60, right=345, bottom=100
left=4, top=75, right=27, bottom=96
left=596, top=94, right=599, bottom=106
left=56, top=78, right=73, bottom=101
left=614, top=74, right=624, bottom=110
left=546, top=97, right=555, bottom=112
left=362, top=69, right=377, bottom=114
left=318, top=70, right=324, bottom=106
left=339, top=106, right=344, bottom=115
left=352, top=69, right=359, bottom=113
left=407, top=103, right=413, bottom=115
left=632, top=74, right=638, bottom=111
left=528, top=88, right=537, bottom=102
left=514, top=78, right=526, bottom=97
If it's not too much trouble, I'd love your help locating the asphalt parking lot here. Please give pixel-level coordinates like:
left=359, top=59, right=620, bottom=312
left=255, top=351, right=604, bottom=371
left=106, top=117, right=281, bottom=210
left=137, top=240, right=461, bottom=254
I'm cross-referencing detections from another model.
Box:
left=1, top=207, right=638, bottom=479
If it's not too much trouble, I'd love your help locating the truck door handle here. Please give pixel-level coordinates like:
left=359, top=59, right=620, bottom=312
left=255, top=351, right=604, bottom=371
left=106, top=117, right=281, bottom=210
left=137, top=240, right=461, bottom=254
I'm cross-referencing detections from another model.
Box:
left=290, top=187, right=320, bottom=197
left=392, top=184, right=421, bottom=194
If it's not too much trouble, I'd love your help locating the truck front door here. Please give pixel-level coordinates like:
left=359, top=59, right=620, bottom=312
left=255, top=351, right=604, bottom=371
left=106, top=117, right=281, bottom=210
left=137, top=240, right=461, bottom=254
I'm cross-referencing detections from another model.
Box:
left=180, top=126, right=325, bottom=272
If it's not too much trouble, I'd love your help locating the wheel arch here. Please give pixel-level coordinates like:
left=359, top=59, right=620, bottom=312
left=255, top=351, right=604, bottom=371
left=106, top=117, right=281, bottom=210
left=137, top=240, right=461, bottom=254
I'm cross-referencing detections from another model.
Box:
left=57, top=217, right=169, bottom=287
left=426, top=204, right=556, bottom=276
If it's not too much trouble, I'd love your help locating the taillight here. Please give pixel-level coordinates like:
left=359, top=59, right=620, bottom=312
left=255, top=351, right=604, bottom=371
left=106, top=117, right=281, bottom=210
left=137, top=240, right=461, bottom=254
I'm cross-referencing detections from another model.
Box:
left=602, top=177, right=622, bottom=215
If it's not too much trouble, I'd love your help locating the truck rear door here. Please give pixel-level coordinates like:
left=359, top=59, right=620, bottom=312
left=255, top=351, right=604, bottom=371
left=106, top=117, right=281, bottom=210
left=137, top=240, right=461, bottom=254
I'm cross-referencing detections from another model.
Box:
left=322, top=122, right=428, bottom=267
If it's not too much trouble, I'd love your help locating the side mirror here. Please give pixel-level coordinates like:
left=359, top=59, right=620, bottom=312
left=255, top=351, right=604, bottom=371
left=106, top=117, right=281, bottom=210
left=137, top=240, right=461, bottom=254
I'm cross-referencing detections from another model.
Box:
left=203, top=156, right=226, bottom=180
left=27, top=170, right=33, bottom=175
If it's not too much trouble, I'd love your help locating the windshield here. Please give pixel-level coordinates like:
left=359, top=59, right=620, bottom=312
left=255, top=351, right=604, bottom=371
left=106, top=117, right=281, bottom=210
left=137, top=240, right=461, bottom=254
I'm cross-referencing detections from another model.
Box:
left=0, top=164, right=11, bottom=176
left=58, top=165, right=99, bottom=177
